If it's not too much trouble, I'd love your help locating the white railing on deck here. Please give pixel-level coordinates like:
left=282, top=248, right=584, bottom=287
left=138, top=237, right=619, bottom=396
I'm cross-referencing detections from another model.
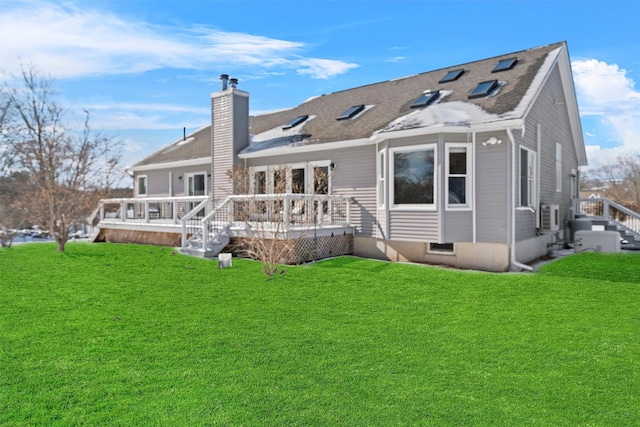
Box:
left=91, top=194, right=351, bottom=252
left=573, top=197, right=640, bottom=235
left=93, top=196, right=210, bottom=224
left=183, top=193, right=352, bottom=251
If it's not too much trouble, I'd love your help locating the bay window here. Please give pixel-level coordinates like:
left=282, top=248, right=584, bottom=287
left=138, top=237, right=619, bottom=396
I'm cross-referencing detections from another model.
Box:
left=390, top=144, right=436, bottom=208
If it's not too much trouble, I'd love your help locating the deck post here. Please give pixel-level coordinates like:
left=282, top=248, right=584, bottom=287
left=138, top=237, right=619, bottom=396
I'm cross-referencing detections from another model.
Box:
left=173, top=202, right=178, bottom=224
left=120, top=201, right=126, bottom=222
left=283, top=194, right=290, bottom=225
left=201, top=218, right=208, bottom=254
left=144, top=201, right=150, bottom=223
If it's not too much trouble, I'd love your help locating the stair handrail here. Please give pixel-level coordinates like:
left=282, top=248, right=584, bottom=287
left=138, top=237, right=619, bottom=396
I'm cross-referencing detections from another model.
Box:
left=574, top=197, right=640, bottom=235
left=180, top=196, right=214, bottom=248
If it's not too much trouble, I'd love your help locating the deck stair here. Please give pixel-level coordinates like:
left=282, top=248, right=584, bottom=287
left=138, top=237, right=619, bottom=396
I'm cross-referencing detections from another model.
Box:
left=181, top=196, right=233, bottom=258
left=574, top=198, right=640, bottom=250
left=181, top=224, right=231, bottom=257
left=590, top=217, right=640, bottom=250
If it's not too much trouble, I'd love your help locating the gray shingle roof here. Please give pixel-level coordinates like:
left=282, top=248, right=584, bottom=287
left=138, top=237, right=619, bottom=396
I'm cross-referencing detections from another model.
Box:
left=134, top=41, right=565, bottom=166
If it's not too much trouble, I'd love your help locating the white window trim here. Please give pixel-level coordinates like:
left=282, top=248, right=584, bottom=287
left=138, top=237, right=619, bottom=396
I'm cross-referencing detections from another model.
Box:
left=520, top=147, right=537, bottom=208
left=137, top=174, right=148, bottom=197
left=445, top=143, right=472, bottom=211
left=184, top=171, right=208, bottom=196
left=389, top=143, right=437, bottom=211
left=555, top=142, right=562, bottom=193
left=250, top=161, right=332, bottom=195
left=428, top=242, right=456, bottom=255
left=309, top=160, right=332, bottom=195
left=377, top=150, right=385, bottom=208
left=250, top=166, right=268, bottom=194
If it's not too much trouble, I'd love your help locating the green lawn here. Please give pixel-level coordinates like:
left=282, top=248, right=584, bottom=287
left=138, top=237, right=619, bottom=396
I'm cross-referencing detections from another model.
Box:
left=1, top=243, right=638, bottom=426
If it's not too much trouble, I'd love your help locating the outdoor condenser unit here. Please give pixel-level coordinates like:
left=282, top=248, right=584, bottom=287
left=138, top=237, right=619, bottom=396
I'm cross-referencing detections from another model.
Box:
left=541, top=204, right=560, bottom=232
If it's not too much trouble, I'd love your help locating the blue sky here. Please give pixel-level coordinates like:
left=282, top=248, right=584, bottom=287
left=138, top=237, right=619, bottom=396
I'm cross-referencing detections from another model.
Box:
left=2, top=0, right=639, bottom=170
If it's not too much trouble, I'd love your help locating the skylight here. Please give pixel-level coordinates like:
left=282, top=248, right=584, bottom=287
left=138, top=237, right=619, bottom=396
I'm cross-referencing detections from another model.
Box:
left=468, top=80, right=499, bottom=99
left=492, top=57, right=518, bottom=72
left=337, top=104, right=365, bottom=121
left=282, top=115, right=309, bottom=130
left=439, top=69, right=465, bottom=83
left=410, top=91, right=440, bottom=109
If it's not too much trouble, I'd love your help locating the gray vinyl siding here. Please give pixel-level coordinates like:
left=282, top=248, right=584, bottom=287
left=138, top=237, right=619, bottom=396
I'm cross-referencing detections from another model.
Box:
left=144, top=170, right=171, bottom=196
left=389, top=211, right=439, bottom=241
left=331, top=147, right=377, bottom=237
left=443, top=211, right=472, bottom=242
left=516, top=64, right=579, bottom=241
left=212, top=90, right=249, bottom=201
left=475, top=132, right=509, bottom=243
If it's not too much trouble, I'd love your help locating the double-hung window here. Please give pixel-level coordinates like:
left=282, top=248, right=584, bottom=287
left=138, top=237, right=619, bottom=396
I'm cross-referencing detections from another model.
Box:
left=520, top=147, right=536, bottom=207
left=446, top=144, right=471, bottom=209
left=390, top=144, right=436, bottom=209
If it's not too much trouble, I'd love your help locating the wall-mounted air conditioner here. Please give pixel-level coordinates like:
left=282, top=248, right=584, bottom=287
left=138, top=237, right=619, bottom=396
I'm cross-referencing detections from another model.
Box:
left=541, top=204, right=560, bottom=232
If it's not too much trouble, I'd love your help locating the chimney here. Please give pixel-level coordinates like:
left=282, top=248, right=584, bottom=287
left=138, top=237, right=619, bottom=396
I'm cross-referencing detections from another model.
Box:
left=211, top=74, right=249, bottom=201
left=220, top=74, right=229, bottom=90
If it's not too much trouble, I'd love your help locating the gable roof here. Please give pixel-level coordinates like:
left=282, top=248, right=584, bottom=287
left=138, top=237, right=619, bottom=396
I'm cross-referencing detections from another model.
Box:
left=132, top=41, right=585, bottom=169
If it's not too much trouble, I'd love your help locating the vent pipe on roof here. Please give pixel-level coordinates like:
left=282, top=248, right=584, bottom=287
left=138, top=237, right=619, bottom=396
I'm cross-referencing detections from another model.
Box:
left=220, top=74, right=229, bottom=90
left=229, top=78, right=238, bottom=88
left=183, top=127, right=186, bottom=141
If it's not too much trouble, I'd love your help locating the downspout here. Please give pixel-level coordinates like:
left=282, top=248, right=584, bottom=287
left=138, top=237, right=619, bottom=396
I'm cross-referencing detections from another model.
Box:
left=375, top=140, right=380, bottom=239
left=471, top=131, right=477, bottom=243
left=507, top=128, right=534, bottom=272
left=536, top=123, right=542, bottom=229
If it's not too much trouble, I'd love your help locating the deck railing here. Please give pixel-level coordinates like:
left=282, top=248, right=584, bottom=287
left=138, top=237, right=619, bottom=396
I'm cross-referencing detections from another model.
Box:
left=92, top=194, right=352, bottom=252
left=92, top=196, right=211, bottom=225
left=573, top=197, right=640, bottom=235
left=183, top=194, right=352, bottom=251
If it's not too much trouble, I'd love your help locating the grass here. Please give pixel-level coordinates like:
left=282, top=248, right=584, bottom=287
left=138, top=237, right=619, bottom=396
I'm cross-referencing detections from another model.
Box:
left=1, top=242, right=639, bottom=426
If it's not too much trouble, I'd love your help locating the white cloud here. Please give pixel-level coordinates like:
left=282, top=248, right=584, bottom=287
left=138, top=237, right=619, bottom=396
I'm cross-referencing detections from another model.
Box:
left=0, top=1, right=358, bottom=80
left=386, top=56, right=407, bottom=63
left=572, top=59, right=640, bottom=169
left=295, top=58, right=359, bottom=79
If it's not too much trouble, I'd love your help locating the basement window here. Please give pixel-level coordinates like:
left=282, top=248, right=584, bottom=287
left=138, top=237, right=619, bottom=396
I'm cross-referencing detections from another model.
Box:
left=410, top=91, right=440, bottom=108
left=468, top=80, right=499, bottom=99
left=492, top=57, right=518, bottom=72
left=282, top=115, right=309, bottom=130
left=337, top=104, right=365, bottom=120
left=429, top=242, right=455, bottom=254
left=439, top=69, right=465, bottom=83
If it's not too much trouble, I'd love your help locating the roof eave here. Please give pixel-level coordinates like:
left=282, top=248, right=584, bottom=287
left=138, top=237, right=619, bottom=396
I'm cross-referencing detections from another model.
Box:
left=239, top=119, right=527, bottom=159
left=126, top=157, right=211, bottom=173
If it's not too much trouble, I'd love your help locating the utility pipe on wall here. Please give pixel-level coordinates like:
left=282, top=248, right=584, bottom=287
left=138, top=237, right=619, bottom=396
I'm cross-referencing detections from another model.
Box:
left=507, top=128, right=534, bottom=272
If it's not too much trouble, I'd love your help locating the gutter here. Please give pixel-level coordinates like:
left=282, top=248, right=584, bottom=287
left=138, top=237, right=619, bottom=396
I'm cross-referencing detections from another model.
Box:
left=239, top=119, right=525, bottom=160
left=507, top=128, right=534, bottom=272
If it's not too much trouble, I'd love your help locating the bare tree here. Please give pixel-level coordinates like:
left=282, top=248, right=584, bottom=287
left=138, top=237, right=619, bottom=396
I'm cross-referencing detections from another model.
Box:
left=0, top=64, right=123, bottom=251
left=583, top=155, right=640, bottom=212
left=227, top=165, right=295, bottom=276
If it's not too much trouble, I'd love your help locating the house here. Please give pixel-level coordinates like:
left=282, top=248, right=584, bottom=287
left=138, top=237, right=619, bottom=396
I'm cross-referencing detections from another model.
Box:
left=100, top=41, right=590, bottom=271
